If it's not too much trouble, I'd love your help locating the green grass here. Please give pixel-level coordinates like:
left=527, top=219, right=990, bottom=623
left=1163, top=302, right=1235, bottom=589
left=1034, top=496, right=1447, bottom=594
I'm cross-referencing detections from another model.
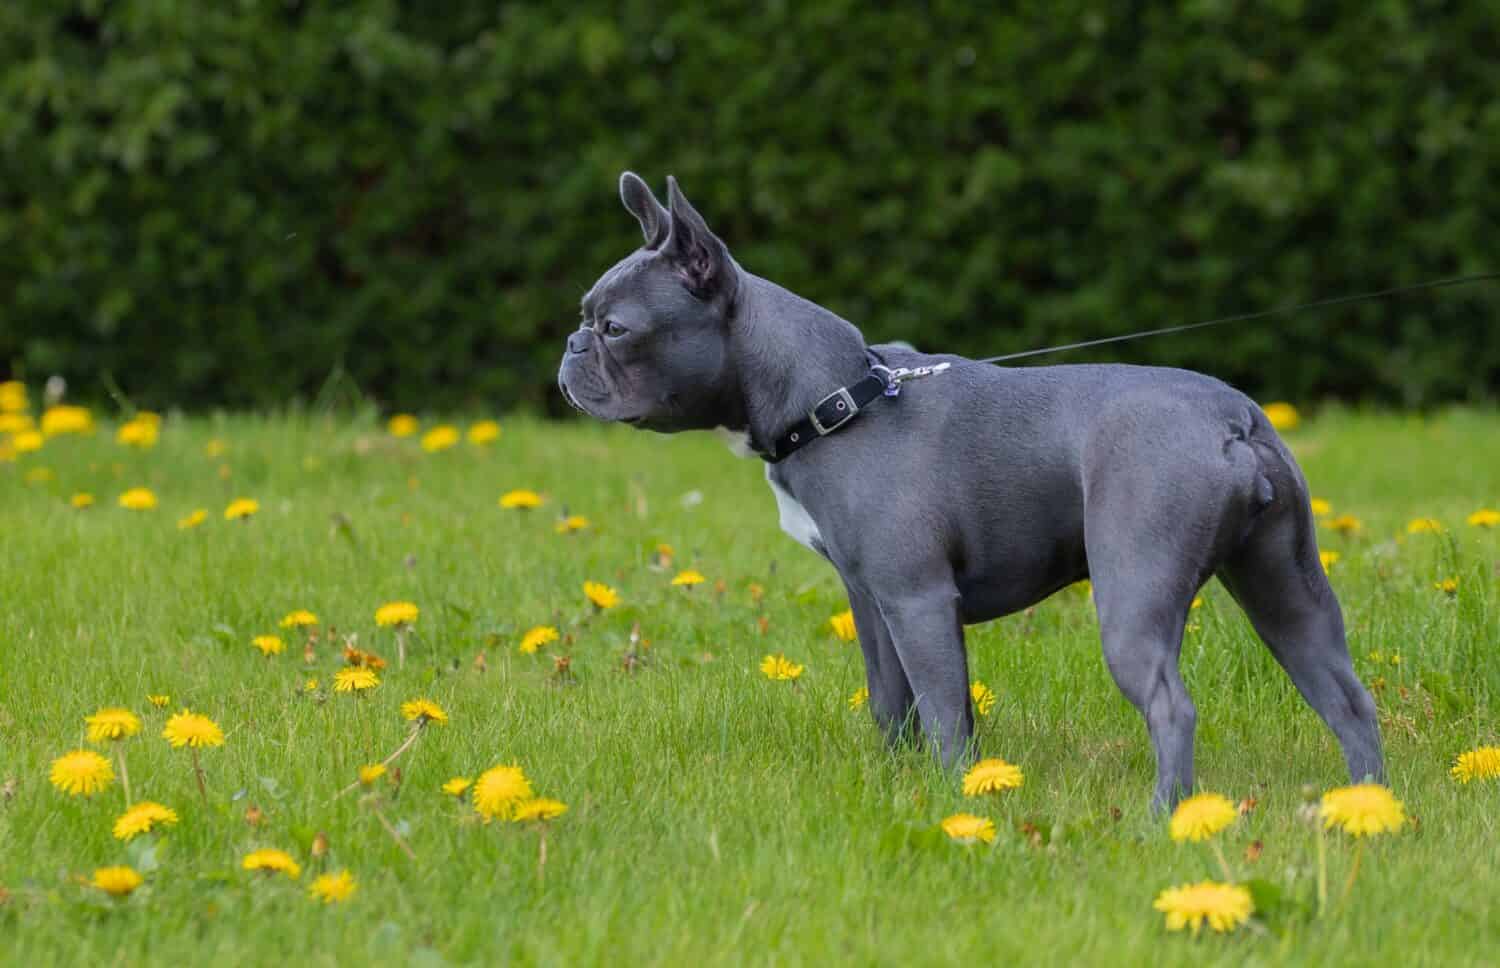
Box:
left=2, top=407, right=1498, bottom=966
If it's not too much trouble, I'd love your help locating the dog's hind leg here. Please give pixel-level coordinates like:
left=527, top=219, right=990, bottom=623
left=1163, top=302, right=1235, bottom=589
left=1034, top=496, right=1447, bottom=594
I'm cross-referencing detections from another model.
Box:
left=845, top=582, right=917, bottom=745
left=1083, top=438, right=1243, bottom=811
left=1088, top=574, right=1202, bottom=813
left=1217, top=483, right=1384, bottom=785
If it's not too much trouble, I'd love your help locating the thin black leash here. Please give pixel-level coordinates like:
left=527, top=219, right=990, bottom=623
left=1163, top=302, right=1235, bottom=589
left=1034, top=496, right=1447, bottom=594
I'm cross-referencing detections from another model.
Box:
left=971, top=272, right=1500, bottom=366
left=763, top=271, right=1500, bottom=461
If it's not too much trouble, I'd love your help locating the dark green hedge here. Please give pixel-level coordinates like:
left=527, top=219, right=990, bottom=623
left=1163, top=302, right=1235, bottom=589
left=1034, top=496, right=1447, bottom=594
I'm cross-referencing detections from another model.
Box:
left=3, top=1, right=1498, bottom=411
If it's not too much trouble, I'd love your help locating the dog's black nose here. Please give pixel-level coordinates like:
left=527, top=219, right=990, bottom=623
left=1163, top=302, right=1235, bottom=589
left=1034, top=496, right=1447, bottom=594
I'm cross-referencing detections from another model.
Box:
left=566, top=331, right=592, bottom=355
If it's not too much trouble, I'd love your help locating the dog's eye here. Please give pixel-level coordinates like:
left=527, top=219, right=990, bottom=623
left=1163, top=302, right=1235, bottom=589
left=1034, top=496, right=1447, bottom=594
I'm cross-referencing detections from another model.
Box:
left=603, top=319, right=628, bottom=338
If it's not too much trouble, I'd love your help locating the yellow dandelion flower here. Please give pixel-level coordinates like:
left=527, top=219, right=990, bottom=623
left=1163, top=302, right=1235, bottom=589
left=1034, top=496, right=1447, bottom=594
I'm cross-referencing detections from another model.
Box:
left=1153, top=881, right=1253, bottom=935
left=1320, top=550, right=1341, bottom=572
left=1320, top=783, right=1405, bottom=837
left=848, top=687, right=869, bottom=711
left=1451, top=746, right=1500, bottom=783
left=147, top=694, right=170, bottom=708
left=1325, top=514, right=1362, bottom=536
left=116, top=418, right=159, bottom=448
left=0, top=379, right=27, bottom=412
left=499, top=489, right=544, bottom=510
left=375, top=601, right=419, bottom=627
left=467, top=420, right=501, bottom=445
left=85, top=707, right=142, bottom=743
left=242, top=848, right=301, bottom=879
left=90, top=866, right=143, bottom=897
left=1310, top=497, right=1333, bottom=516
left=224, top=498, right=259, bottom=520
left=117, top=487, right=158, bottom=511
left=1434, top=577, right=1459, bottom=596
left=252, top=635, right=285, bottom=657
left=49, top=749, right=114, bottom=797
left=358, top=763, right=387, bottom=786
left=203, top=438, right=228, bottom=457
left=760, top=653, right=804, bottom=681
left=177, top=509, right=208, bottom=530
left=671, top=569, right=707, bottom=587
left=555, top=514, right=590, bottom=533
left=512, top=797, right=568, bottom=822
left=519, top=625, right=559, bottom=655
left=1168, top=792, right=1238, bottom=842
left=473, top=764, right=534, bottom=821
left=962, top=758, right=1024, bottom=796
left=970, top=681, right=996, bottom=718
left=13, top=429, right=44, bottom=453
left=161, top=711, right=224, bottom=748
left=420, top=425, right=459, bottom=452
left=112, top=801, right=179, bottom=841
left=0, top=411, right=33, bottom=433
left=308, top=869, right=357, bottom=904
left=442, top=776, right=472, bottom=797
left=1260, top=401, right=1300, bottom=431
left=828, top=609, right=857, bottom=642
left=40, top=404, right=93, bottom=436
left=583, top=581, right=620, bottom=610
left=279, top=609, right=318, bottom=629
left=1406, top=517, right=1443, bottom=534
left=941, top=813, right=997, bottom=844
left=400, top=698, right=448, bottom=726
left=70, top=492, right=95, bottom=509
left=1468, top=508, right=1500, bottom=528
left=387, top=414, right=420, bottom=437
left=333, top=667, right=380, bottom=693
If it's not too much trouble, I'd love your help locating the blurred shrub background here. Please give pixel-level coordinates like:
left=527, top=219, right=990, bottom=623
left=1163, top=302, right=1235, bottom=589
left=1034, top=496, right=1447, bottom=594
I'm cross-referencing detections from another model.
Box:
left=2, top=0, right=1497, bottom=412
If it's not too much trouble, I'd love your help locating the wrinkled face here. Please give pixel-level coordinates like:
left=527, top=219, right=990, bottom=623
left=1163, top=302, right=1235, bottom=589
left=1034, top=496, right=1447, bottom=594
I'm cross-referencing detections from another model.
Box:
left=557, top=173, right=739, bottom=433
left=557, top=250, right=732, bottom=432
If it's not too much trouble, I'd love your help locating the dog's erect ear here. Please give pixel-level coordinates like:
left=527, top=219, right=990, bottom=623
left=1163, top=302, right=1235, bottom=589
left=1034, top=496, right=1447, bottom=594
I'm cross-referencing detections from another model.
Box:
left=664, top=175, right=731, bottom=299
left=619, top=171, right=670, bottom=249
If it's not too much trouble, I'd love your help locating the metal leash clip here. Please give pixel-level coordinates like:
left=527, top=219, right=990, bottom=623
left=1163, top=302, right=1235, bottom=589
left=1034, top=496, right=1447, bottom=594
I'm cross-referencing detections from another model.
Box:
left=888, top=362, right=951, bottom=383
left=870, top=361, right=950, bottom=397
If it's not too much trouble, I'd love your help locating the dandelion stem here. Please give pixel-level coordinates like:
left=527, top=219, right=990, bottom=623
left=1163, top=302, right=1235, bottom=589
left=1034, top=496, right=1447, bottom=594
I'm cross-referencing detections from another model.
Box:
left=333, top=724, right=425, bottom=800
left=1209, top=840, right=1234, bottom=883
left=537, top=826, right=549, bottom=883
left=371, top=805, right=417, bottom=860
left=191, top=747, right=208, bottom=806
left=1316, top=825, right=1328, bottom=918
left=114, top=746, right=132, bottom=807
left=382, top=722, right=424, bottom=767
left=1338, top=840, right=1364, bottom=911
left=396, top=627, right=408, bottom=669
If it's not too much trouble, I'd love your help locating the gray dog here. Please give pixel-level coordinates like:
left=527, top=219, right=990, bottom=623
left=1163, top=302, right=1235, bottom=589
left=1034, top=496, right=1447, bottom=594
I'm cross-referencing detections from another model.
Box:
left=558, top=172, right=1384, bottom=810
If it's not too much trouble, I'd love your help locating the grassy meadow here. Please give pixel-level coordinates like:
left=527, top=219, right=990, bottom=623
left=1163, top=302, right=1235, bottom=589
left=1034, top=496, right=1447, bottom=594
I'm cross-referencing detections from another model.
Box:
left=2, top=403, right=1498, bottom=966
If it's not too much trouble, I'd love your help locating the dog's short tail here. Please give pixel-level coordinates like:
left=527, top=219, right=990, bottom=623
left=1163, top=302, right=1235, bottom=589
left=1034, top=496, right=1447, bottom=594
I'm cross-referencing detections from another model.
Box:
left=1223, top=407, right=1277, bottom=516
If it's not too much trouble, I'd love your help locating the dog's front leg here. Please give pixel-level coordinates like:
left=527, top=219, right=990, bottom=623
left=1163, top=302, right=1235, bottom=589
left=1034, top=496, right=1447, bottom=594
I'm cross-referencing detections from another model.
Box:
left=844, top=582, right=916, bottom=745
left=873, top=581, right=974, bottom=768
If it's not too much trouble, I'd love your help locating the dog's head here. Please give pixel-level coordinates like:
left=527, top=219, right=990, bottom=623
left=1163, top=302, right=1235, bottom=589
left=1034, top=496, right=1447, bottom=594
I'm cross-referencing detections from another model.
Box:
left=557, top=173, right=741, bottom=432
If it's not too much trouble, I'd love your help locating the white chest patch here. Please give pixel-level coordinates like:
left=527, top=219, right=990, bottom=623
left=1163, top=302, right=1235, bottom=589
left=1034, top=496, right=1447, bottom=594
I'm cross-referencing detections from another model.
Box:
left=765, top=467, right=825, bottom=554
left=713, top=426, right=757, bottom=459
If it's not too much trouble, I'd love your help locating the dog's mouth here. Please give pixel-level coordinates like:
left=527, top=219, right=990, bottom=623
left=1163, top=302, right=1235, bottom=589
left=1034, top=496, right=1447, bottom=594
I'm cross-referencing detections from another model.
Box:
left=559, top=378, right=649, bottom=426
left=558, top=379, right=590, bottom=416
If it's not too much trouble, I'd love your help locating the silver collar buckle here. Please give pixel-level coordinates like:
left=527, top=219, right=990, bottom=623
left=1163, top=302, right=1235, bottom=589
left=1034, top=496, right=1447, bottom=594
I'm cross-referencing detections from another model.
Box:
left=809, top=387, right=858, bottom=435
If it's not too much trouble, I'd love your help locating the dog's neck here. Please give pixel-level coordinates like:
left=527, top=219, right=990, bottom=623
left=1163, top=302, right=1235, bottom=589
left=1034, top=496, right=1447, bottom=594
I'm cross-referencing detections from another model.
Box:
left=724, top=268, right=871, bottom=456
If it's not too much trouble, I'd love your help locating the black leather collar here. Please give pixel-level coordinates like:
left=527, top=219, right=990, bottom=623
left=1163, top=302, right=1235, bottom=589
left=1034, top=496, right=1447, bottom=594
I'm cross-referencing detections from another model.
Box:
left=760, top=364, right=895, bottom=463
